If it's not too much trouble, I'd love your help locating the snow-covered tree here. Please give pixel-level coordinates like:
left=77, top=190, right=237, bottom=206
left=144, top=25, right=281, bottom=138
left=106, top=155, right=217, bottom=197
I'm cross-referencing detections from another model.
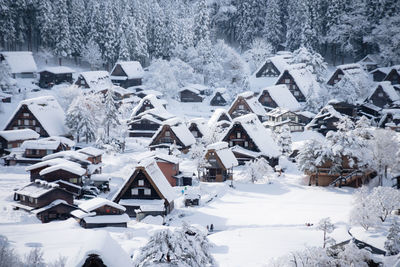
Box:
left=264, top=0, right=283, bottom=51
left=385, top=219, right=400, bottom=255
left=370, top=186, right=400, bottom=223
left=24, top=247, right=45, bottom=267
left=334, top=242, right=373, bottom=266
left=101, top=1, right=118, bottom=69
left=134, top=224, right=215, bottom=267
left=194, top=0, right=210, bottom=47
left=317, top=217, right=335, bottom=248
left=81, top=39, right=104, bottom=70
left=349, top=186, right=378, bottom=230
left=68, top=0, right=85, bottom=60
left=242, top=38, right=273, bottom=73
left=289, top=46, right=328, bottom=82
left=0, top=235, right=22, bottom=267
left=102, top=88, right=120, bottom=140
left=276, top=125, right=292, bottom=156
left=296, top=139, right=324, bottom=174
left=0, top=61, right=16, bottom=92
left=53, top=0, right=71, bottom=65
left=242, top=157, right=274, bottom=183
left=35, top=0, right=54, bottom=47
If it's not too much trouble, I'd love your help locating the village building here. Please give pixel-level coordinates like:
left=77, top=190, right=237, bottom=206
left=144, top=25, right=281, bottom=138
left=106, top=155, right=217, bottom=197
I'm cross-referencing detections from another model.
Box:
left=188, top=118, right=208, bottom=139
left=0, top=91, right=12, bottom=103
left=75, top=71, right=113, bottom=91
left=152, top=153, right=181, bottom=187
left=365, top=81, right=400, bottom=109
left=370, top=67, right=392, bottom=82
left=201, top=142, right=238, bottom=182
left=13, top=180, right=75, bottom=223
left=257, top=84, right=301, bottom=111
left=110, top=61, right=144, bottom=88
left=54, top=180, right=82, bottom=197
left=0, top=51, right=37, bottom=78
left=208, top=108, right=232, bottom=130
left=112, top=158, right=176, bottom=220
left=306, top=101, right=358, bottom=135
left=222, top=113, right=280, bottom=165
left=263, top=108, right=309, bottom=133
left=383, top=65, right=400, bottom=86
left=71, top=198, right=130, bottom=228
left=210, top=87, right=230, bottom=106
left=39, top=66, right=74, bottom=88
left=378, top=109, right=400, bottom=132
left=77, top=147, right=104, bottom=165
left=128, top=94, right=174, bottom=137
left=306, top=156, right=376, bottom=187
left=134, top=89, right=164, bottom=99
left=4, top=96, right=70, bottom=137
left=149, top=118, right=196, bottom=153
left=254, top=54, right=291, bottom=78
left=0, top=129, right=39, bottom=155
left=228, top=91, right=268, bottom=122
left=357, top=54, right=380, bottom=72
left=179, top=84, right=208, bottom=102
left=275, top=64, right=321, bottom=103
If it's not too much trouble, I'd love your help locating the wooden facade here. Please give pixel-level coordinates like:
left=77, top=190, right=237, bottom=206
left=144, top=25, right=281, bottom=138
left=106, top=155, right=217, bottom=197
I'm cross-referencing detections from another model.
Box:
left=40, top=169, right=83, bottom=185
left=275, top=70, right=306, bottom=102
left=367, top=85, right=396, bottom=108
left=258, top=90, right=279, bottom=109
left=179, top=89, right=204, bottom=102
left=23, top=143, right=66, bottom=159
left=371, top=69, right=389, bottom=82
left=39, top=71, right=73, bottom=88
left=128, top=116, right=161, bottom=137
left=5, top=104, right=49, bottom=137
left=149, top=125, right=191, bottom=153
left=228, top=93, right=266, bottom=121
left=255, top=60, right=281, bottom=77
left=384, top=69, right=400, bottom=85
left=155, top=160, right=179, bottom=187
left=110, top=63, right=142, bottom=88
left=35, top=202, right=76, bottom=223
left=222, top=123, right=258, bottom=153
left=0, top=133, right=38, bottom=156
left=210, top=92, right=228, bottom=106
left=327, top=69, right=345, bottom=86
left=188, top=123, right=204, bottom=139
left=202, top=150, right=233, bottom=182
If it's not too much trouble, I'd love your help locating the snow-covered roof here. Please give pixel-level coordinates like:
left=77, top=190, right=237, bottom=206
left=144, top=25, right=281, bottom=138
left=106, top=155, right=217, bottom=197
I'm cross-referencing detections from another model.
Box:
left=259, top=84, right=301, bottom=111
left=211, top=87, right=230, bottom=101
left=254, top=55, right=291, bottom=76
left=306, top=104, right=346, bottom=128
left=228, top=114, right=280, bottom=158
left=207, top=142, right=238, bottom=169
left=31, top=199, right=72, bottom=214
left=136, top=89, right=163, bottom=97
left=65, top=231, right=132, bottom=267
left=15, top=181, right=61, bottom=198
left=40, top=66, right=75, bottom=74
left=78, top=197, right=126, bottom=213
left=151, top=118, right=195, bottom=147
left=111, top=61, right=144, bottom=79
left=0, top=129, right=39, bottom=142
left=39, top=160, right=86, bottom=176
left=21, top=136, right=74, bottom=150
left=1, top=51, right=37, bottom=74
left=208, top=108, right=232, bottom=127
left=333, top=63, right=373, bottom=98
left=78, top=71, right=113, bottom=91
left=77, top=147, right=104, bottom=157
left=357, top=54, right=381, bottom=65
left=368, top=81, right=400, bottom=102
left=26, top=157, right=72, bottom=171
left=130, top=94, right=172, bottom=119
left=179, top=83, right=208, bottom=94
left=42, top=150, right=89, bottom=162
left=189, top=117, right=208, bottom=137
left=83, top=213, right=130, bottom=224
left=280, top=64, right=321, bottom=98
left=153, top=152, right=180, bottom=164
left=370, top=67, right=392, bottom=75
left=265, top=108, right=295, bottom=118
left=231, top=91, right=267, bottom=117
left=0, top=91, right=12, bottom=99
left=6, top=96, right=69, bottom=136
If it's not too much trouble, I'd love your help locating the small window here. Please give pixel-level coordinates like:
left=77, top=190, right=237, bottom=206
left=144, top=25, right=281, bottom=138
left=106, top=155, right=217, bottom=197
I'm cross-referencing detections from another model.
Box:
left=229, top=141, right=233, bottom=146
left=69, top=178, right=78, bottom=184
left=34, top=199, right=38, bottom=204
left=31, top=149, right=37, bottom=155
left=32, top=120, right=36, bottom=126
left=35, top=127, right=41, bottom=133
left=24, top=120, right=29, bottom=126
left=378, top=92, right=384, bottom=97
left=131, top=188, right=139, bottom=195
left=285, top=79, right=290, bottom=84
left=238, top=105, right=244, bottom=110
left=236, top=132, right=241, bottom=138
left=144, top=189, right=151, bottom=195
left=294, top=91, right=300, bottom=96
left=138, top=180, right=144, bottom=186
left=217, top=96, right=221, bottom=100
left=191, top=131, right=198, bottom=137
left=145, top=106, right=150, bottom=110
left=21, top=195, right=25, bottom=201
left=29, top=197, right=33, bottom=203
left=23, top=113, right=29, bottom=117
left=165, top=131, right=170, bottom=137
left=17, top=120, right=21, bottom=125
left=244, top=141, right=248, bottom=147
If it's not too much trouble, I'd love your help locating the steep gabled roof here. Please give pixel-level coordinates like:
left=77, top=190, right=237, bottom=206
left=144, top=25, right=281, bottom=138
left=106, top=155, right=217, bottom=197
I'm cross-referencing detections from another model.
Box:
left=1, top=51, right=37, bottom=74
left=229, top=91, right=267, bottom=117
left=0, top=129, right=39, bottom=142
left=110, top=61, right=144, bottom=79
left=278, top=64, right=321, bottom=98
left=78, top=71, right=113, bottom=91
left=254, top=54, right=292, bottom=76
left=206, top=142, right=238, bottom=169
left=368, top=81, right=400, bottom=102
left=259, top=84, right=301, bottom=111
left=79, top=197, right=126, bottom=212
left=151, top=118, right=196, bottom=147
left=5, top=96, right=69, bottom=136
left=130, top=94, right=173, bottom=119
left=208, top=108, right=232, bottom=127
left=189, top=117, right=208, bottom=137
left=40, top=66, right=75, bottom=74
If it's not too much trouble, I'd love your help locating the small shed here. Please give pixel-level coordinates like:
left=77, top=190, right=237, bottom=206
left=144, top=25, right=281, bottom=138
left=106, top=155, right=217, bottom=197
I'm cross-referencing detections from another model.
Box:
left=39, top=66, right=75, bottom=88
left=210, top=88, right=230, bottom=106
left=32, top=199, right=76, bottom=223
left=179, top=84, right=208, bottom=102
left=75, top=71, right=113, bottom=91
left=110, top=61, right=144, bottom=88
left=0, top=91, right=12, bottom=103
left=257, top=84, right=301, bottom=111
left=78, top=147, right=104, bottom=165
left=0, top=129, right=39, bottom=155
left=0, top=51, right=37, bottom=78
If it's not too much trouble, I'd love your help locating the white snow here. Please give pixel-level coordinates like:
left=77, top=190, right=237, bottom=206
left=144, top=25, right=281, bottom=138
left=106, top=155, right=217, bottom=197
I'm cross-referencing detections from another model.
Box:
left=207, top=142, right=238, bottom=169
left=78, top=197, right=126, bottom=213
left=260, top=84, right=301, bottom=111
left=281, top=63, right=322, bottom=98
left=230, top=91, right=267, bottom=118
left=39, top=161, right=86, bottom=176
left=111, top=61, right=144, bottom=79
left=39, top=66, right=75, bottom=74
left=0, top=129, right=39, bottom=142
left=369, top=81, right=400, bottom=102
left=1, top=51, right=38, bottom=74
left=77, top=71, right=113, bottom=91
left=77, top=146, right=104, bottom=157
left=208, top=108, right=232, bottom=127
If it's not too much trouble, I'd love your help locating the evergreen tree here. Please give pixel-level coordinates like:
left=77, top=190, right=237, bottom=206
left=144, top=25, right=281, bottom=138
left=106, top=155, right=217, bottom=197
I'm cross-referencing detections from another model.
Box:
left=194, top=0, right=210, bottom=46
left=53, top=0, right=71, bottom=65
left=69, top=0, right=85, bottom=60
left=276, top=125, right=292, bottom=156
left=102, top=88, right=120, bottom=140
left=264, top=0, right=283, bottom=52
left=148, top=1, right=165, bottom=59
left=35, top=0, right=53, bottom=47
left=101, top=0, right=118, bottom=69
left=81, top=39, right=103, bottom=70
left=385, top=220, right=400, bottom=255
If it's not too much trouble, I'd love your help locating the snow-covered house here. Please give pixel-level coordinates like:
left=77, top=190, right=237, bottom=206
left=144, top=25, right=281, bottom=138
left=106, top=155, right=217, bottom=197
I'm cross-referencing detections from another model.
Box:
left=13, top=180, right=74, bottom=213
left=263, top=108, right=308, bottom=133
left=201, top=142, right=238, bottom=182
left=210, top=87, right=230, bottom=106
left=112, top=158, right=176, bottom=219
left=75, top=71, right=113, bottom=91
left=257, top=84, right=301, bottom=111
left=306, top=101, right=358, bottom=135
left=208, top=108, right=232, bottom=129
left=0, top=129, right=39, bottom=155
left=0, top=51, right=37, bottom=78
left=39, top=66, right=75, bottom=88
left=188, top=118, right=208, bottom=139
left=378, top=109, right=400, bottom=132
left=0, top=91, right=12, bottom=103
left=228, top=91, right=268, bottom=121
left=357, top=54, right=381, bottom=72
left=275, top=64, right=321, bottom=102
left=134, top=89, right=164, bottom=99
left=149, top=118, right=196, bottom=153
left=71, top=198, right=130, bottom=228
left=254, top=54, right=291, bottom=78
left=21, top=136, right=74, bottom=159
left=370, top=67, right=392, bottom=82
left=128, top=94, right=174, bottom=137
left=383, top=65, right=400, bottom=86
left=110, top=61, right=144, bottom=88
left=152, top=152, right=181, bottom=187
left=65, top=231, right=132, bottom=267
left=365, top=82, right=400, bottom=109
left=32, top=199, right=77, bottom=223
left=179, top=84, right=208, bottom=102
left=221, top=113, right=280, bottom=165
left=4, top=96, right=70, bottom=137
left=77, top=147, right=104, bottom=165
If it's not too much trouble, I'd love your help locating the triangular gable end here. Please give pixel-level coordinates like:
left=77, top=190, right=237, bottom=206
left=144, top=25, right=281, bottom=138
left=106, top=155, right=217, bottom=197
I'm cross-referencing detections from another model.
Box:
left=222, top=122, right=260, bottom=153
left=150, top=125, right=185, bottom=149
left=5, top=104, right=49, bottom=137
left=110, top=64, right=128, bottom=78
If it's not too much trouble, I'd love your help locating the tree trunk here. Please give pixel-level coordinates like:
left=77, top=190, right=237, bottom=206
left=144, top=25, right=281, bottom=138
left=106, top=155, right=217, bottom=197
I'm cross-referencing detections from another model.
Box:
left=59, top=57, right=62, bottom=66
left=323, top=230, right=326, bottom=248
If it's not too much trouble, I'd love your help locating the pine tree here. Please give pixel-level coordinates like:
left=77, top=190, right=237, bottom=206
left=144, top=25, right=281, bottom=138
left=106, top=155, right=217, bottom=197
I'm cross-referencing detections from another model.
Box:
left=35, top=0, right=53, bottom=47
left=276, top=125, right=292, bottom=156
left=286, top=0, right=303, bottom=51
left=264, top=0, right=283, bottom=52
left=0, top=1, right=16, bottom=50
left=194, top=0, right=210, bottom=47
left=103, top=88, right=120, bottom=140
left=130, top=1, right=149, bottom=64
left=385, top=220, right=400, bottom=255
left=81, top=39, right=103, bottom=70
left=53, top=0, right=71, bottom=65
left=69, top=0, right=85, bottom=60
left=101, top=0, right=118, bottom=69
left=148, top=1, right=165, bottom=59
left=118, top=33, right=130, bottom=61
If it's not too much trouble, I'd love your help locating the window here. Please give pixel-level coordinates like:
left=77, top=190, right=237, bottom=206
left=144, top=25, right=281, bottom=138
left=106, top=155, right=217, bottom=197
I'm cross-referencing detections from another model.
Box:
left=24, top=120, right=29, bottom=126
left=138, top=180, right=144, bottom=186
left=191, top=131, right=198, bottom=137
left=338, top=74, right=344, bottom=79
left=144, top=189, right=151, bottom=195
left=294, top=91, right=300, bottom=96
left=31, top=149, right=37, bottom=155
left=13, top=127, right=18, bottom=130
left=145, top=106, right=150, bottom=110
left=244, top=141, right=248, bottom=147
left=34, top=199, right=38, bottom=204
left=35, top=127, right=41, bottom=133
left=32, top=120, right=36, bottom=126
left=29, top=197, right=33, bottom=203
left=131, top=188, right=139, bottom=195
left=238, top=105, right=244, bottom=110
left=236, top=132, right=241, bottom=138
left=217, top=96, right=221, bottom=100
left=21, top=195, right=25, bottom=201
left=46, top=149, right=52, bottom=155
left=165, top=131, right=170, bottom=137
left=23, top=113, right=29, bottom=117
left=285, top=79, right=290, bottom=84
left=229, top=141, right=233, bottom=146
left=378, top=92, right=384, bottom=97
left=17, top=120, right=21, bottom=125
left=69, top=178, right=78, bottom=184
